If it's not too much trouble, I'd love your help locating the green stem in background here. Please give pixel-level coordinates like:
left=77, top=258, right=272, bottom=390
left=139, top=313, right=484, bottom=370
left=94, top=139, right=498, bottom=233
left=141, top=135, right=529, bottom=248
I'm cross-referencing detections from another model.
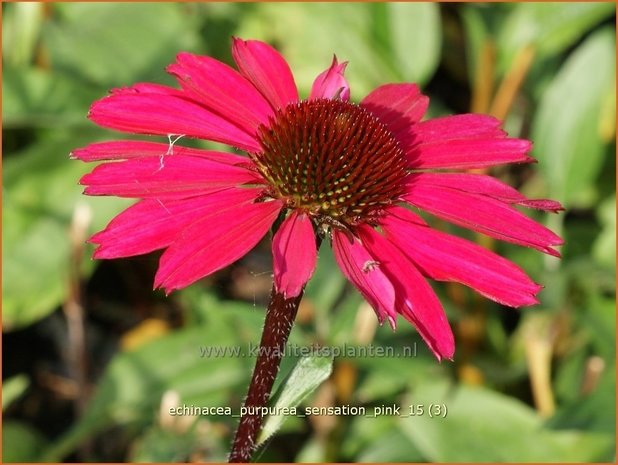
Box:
left=489, top=44, right=536, bottom=121
left=228, top=286, right=304, bottom=463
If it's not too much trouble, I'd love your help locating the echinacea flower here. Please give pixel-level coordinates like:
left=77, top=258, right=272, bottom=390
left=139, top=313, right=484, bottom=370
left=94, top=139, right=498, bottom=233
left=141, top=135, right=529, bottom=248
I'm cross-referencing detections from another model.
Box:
left=74, top=38, right=563, bottom=361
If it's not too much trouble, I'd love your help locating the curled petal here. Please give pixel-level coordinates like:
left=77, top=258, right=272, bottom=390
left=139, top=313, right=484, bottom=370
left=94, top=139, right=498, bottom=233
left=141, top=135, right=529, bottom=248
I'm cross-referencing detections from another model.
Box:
left=89, top=92, right=261, bottom=152
left=155, top=199, right=283, bottom=292
left=167, top=52, right=274, bottom=135
left=232, top=38, right=299, bottom=110
left=381, top=206, right=544, bottom=307
left=357, top=225, right=455, bottom=361
left=404, top=180, right=564, bottom=256
left=332, top=230, right=397, bottom=328
left=80, top=156, right=262, bottom=199
left=91, top=188, right=263, bottom=259
left=310, top=55, right=350, bottom=101
left=272, top=211, right=317, bottom=298
left=360, top=83, right=429, bottom=139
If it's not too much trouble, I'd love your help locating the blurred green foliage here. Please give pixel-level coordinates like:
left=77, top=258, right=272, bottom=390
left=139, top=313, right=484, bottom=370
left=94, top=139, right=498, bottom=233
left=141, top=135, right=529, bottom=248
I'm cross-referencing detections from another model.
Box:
left=2, top=2, right=615, bottom=463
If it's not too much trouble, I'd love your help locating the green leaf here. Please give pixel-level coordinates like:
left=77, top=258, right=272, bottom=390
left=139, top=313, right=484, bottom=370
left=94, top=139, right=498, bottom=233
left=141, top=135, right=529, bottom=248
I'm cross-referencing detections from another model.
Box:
left=358, top=427, right=425, bottom=462
left=325, top=291, right=363, bottom=346
left=2, top=197, right=69, bottom=329
left=583, top=295, right=616, bottom=358
left=549, top=363, right=616, bottom=436
left=554, top=348, right=588, bottom=404
left=39, top=316, right=255, bottom=462
left=43, top=3, right=200, bottom=87
left=2, top=67, right=101, bottom=128
left=130, top=425, right=201, bottom=463
left=305, top=246, right=346, bottom=320
left=2, top=132, right=131, bottom=331
left=129, top=420, right=228, bottom=463
left=531, top=28, right=615, bottom=207
left=257, top=355, right=334, bottom=446
left=294, top=437, right=328, bottom=462
left=400, top=381, right=615, bottom=462
left=592, top=195, right=616, bottom=269
left=343, top=415, right=425, bottom=462
left=497, top=3, right=615, bottom=73
left=354, top=347, right=440, bottom=404
left=382, top=3, right=441, bottom=84
left=2, top=3, right=45, bottom=67
left=2, top=421, right=48, bottom=463
left=461, top=5, right=490, bottom=85
left=2, top=375, right=29, bottom=410
left=303, top=245, right=347, bottom=343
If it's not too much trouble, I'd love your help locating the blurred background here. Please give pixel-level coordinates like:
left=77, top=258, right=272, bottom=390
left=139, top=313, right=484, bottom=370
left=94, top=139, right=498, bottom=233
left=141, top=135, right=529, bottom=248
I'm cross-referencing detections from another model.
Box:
left=2, top=2, right=616, bottom=462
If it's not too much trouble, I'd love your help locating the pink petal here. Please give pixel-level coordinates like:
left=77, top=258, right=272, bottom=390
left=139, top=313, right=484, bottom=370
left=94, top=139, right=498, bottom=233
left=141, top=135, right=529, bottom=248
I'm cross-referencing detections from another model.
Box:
left=403, top=180, right=564, bottom=256
left=167, top=52, right=274, bottom=136
left=408, top=173, right=564, bottom=212
left=232, top=38, right=299, bottom=111
left=91, top=188, right=263, bottom=259
left=332, top=230, right=397, bottom=328
left=381, top=207, right=543, bottom=307
left=360, top=83, right=429, bottom=139
left=110, top=83, right=183, bottom=96
left=272, top=211, right=317, bottom=298
left=154, top=199, right=283, bottom=292
left=71, top=140, right=250, bottom=165
left=516, top=199, right=566, bottom=211
left=89, top=92, right=261, bottom=152
left=404, top=114, right=534, bottom=169
left=407, top=138, right=534, bottom=170
left=357, top=225, right=455, bottom=361
left=80, top=156, right=263, bottom=198
left=309, top=55, right=350, bottom=101
left=406, top=114, right=506, bottom=145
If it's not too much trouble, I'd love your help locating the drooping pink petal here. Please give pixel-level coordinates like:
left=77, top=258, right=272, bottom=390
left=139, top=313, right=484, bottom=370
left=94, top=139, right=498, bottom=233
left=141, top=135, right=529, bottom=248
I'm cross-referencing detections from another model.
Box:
left=91, top=188, right=263, bottom=259
left=360, top=83, right=429, bottom=139
left=408, top=173, right=564, bottom=212
left=71, top=140, right=250, bottom=166
left=403, top=180, right=564, bottom=256
left=272, top=211, right=317, bottom=298
left=309, top=55, right=350, bottom=101
left=89, top=92, right=261, bottom=152
left=403, top=114, right=534, bottom=169
left=332, top=230, right=397, bottom=328
left=381, top=206, right=543, bottom=307
left=154, top=199, right=283, bottom=292
left=167, top=52, right=274, bottom=135
left=232, top=38, right=299, bottom=111
left=80, top=156, right=263, bottom=199
left=357, top=225, right=455, bottom=361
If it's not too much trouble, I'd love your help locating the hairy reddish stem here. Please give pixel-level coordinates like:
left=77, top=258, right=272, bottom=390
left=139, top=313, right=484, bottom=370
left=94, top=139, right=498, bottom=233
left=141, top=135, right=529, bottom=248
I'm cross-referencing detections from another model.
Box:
left=228, top=286, right=303, bottom=463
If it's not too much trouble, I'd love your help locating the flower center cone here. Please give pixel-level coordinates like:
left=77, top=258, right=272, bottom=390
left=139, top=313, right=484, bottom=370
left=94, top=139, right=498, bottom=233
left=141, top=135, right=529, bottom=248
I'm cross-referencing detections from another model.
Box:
left=252, top=99, right=407, bottom=228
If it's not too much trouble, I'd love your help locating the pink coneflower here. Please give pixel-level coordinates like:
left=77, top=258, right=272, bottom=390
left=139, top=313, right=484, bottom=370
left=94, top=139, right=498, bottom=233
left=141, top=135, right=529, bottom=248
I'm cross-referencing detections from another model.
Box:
left=74, top=38, right=562, bottom=361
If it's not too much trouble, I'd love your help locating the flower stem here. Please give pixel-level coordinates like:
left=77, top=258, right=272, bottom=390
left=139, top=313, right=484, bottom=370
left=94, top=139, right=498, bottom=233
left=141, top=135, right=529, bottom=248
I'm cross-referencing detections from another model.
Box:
left=229, top=286, right=303, bottom=463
